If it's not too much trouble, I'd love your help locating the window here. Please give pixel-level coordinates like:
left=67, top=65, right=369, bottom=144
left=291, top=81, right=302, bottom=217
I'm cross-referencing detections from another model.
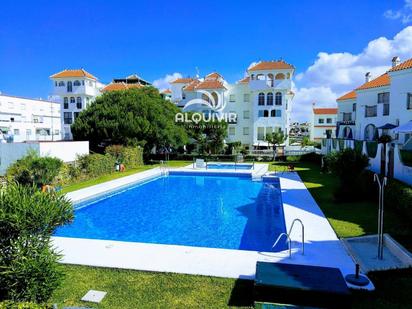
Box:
left=267, top=92, right=273, bottom=105
left=263, top=110, right=269, bottom=117
left=58, top=81, right=65, bottom=87
left=258, top=110, right=264, bottom=117
left=55, top=81, right=58, bottom=87
left=64, top=102, right=68, bottom=109
left=10, top=117, right=14, bottom=122
left=74, top=112, right=80, bottom=120
left=266, top=127, right=273, bottom=136
left=54, top=129, right=60, bottom=135
left=364, top=124, right=377, bottom=141
left=63, top=112, right=72, bottom=124
left=257, top=127, right=265, bottom=140
left=365, top=105, right=377, bottom=117
left=76, top=97, right=82, bottom=109
left=13, top=129, right=19, bottom=135
left=229, top=94, right=236, bottom=102
left=318, top=118, right=324, bottom=124
left=70, top=97, right=75, bottom=103
left=258, top=93, right=265, bottom=105
left=343, top=112, right=352, bottom=121
left=275, top=92, right=282, bottom=105
left=243, top=93, right=250, bottom=102
left=275, top=73, right=285, bottom=80
left=377, top=92, right=390, bottom=104
left=229, top=127, right=235, bottom=135
left=327, top=118, right=332, bottom=124
left=407, top=93, right=412, bottom=110
left=353, top=103, right=356, bottom=112
left=67, top=81, right=73, bottom=92
left=271, top=110, right=281, bottom=117
left=383, top=103, right=390, bottom=116
left=73, top=80, right=81, bottom=86
left=243, top=127, right=249, bottom=135
left=64, top=97, right=68, bottom=104
left=243, top=110, right=250, bottom=119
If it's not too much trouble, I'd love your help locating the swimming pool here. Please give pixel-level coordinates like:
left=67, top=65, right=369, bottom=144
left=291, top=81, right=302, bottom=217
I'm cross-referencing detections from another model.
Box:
left=55, top=174, right=286, bottom=252
left=206, top=163, right=253, bottom=170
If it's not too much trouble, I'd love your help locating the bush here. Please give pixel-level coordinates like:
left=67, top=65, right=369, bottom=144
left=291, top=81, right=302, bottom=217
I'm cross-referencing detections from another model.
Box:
left=354, top=140, right=363, bottom=154
left=400, top=150, right=412, bottom=167
left=76, top=153, right=116, bottom=178
left=366, top=141, right=378, bottom=158
left=385, top=178, right=412, bottom=221
left=6, top=152, right=63, bottom=188
left=301, top=152, right=322, bottom=164
left=0, top=184, right=73, bottom=303
left=324, top=148, right=370, bottom=201
left=105, top=145, right=143, bottom=169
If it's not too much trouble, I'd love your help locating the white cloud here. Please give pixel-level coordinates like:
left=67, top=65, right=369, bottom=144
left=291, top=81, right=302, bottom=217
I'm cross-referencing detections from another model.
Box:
left=384, top=0, right=412, bottom=24
left=152, top=72, right=182, bottom=91
left=292, top=26, right=412, bottom=122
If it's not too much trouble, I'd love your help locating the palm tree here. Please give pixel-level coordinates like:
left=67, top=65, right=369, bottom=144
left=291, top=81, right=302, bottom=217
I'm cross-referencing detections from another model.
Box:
left=265, top=131, right=287, bottom=160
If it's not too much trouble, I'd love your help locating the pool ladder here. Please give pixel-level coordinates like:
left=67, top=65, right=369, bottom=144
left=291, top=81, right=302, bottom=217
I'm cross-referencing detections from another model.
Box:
left=160, top=160, right=169, bottom=176
left=272, top=218, right=305, bottom=258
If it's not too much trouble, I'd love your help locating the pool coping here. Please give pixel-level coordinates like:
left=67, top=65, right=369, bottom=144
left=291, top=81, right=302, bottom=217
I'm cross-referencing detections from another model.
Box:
left=53, top=168, right=374, bottom=290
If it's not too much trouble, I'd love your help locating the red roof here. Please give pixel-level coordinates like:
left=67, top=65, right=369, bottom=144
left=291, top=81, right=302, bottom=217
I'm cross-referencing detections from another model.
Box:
left=101, top=82, right=143, bottom=92
left=183, top=80, right=201, bottom=91
left=238, top=76, right=250, bottom=84
left=205, top=72, right=222, bottom=80
left=50, top=69, right=97, bottom=80
left=337, top=90, right=357, bottom=101
left=170, top=78, right=194, bottom=84
left=313, top=108, right=338, bottom=115
left=195, top=80, right=226, bottom=90
left=356, top=73, right=390, bottom=90
left=248, top=60, right=294, bottom=71
left=389, top=57, right=412, bottom=72
left=162, top=89, right=172, bottom=94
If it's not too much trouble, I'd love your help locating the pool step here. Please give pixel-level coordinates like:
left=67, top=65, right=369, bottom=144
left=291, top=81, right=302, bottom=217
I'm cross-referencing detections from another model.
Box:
left=254, top=262, right=351, bottom=309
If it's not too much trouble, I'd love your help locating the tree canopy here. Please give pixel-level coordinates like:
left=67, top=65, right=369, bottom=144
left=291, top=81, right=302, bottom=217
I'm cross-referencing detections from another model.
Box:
left=71, top=88, right=188, bottom=153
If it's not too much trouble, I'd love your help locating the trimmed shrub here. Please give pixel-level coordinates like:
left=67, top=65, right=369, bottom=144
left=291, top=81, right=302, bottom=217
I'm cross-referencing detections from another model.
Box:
left=385, top=178, right=412, bottom=221
left=106, top=145, right=143, bottom=169
left=400, top=150, right=412, bottom=167
left=324, top=148, right=370, bottom=201
left=6, top=152, right=63, bottom=188
left=76, top=153, right=116, bottom=177
left=0, top=184, right=73, bottom=303
left=366, top=141, right=378, bottom=158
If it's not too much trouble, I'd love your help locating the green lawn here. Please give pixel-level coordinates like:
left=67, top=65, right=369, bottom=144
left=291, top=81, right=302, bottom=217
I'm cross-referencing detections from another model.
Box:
left=61, top=160, right=192, bottom=193
left=50, top=160, right=412, bottom=308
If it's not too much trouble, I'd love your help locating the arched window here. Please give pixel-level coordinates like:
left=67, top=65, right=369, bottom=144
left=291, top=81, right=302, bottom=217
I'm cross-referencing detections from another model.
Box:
left=343, top=127, right=352, bottom=139
left=364, top=124, right=377, bottom=141
left=263, top=110, right=269, bottom=117
left=211, top=92, right=219, bottom=106
left=271, top=110, right=276, bottom=117
left=76, top=97, right=82, bottom=103
left=73, top=80, right=81, bottom=86
left=70, top=97, right=75, bottom=103
left=256, top=74, right=265, bottom=80
left=275, top=92, right=282, bottom=105
left=258, top=93, right=265, bottom=105
left=251, top=74, right=255, bottom=80
left=63, top=97, right=68, bottom=104
left=67, top=81, right=73, bottom=92
left=286, top=73, right=291, bottom=79
left=275, top=73, right=285, bottom=80
left=267, top=74, right=274, bottom=87
left=267, top=92, right=273, bottom=105
left=76, top=97, right=82, bottom=109
left=58, top=81, right=65, bottom=86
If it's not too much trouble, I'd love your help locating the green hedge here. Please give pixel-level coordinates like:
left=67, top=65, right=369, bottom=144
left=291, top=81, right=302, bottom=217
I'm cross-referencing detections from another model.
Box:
left=366, top=141, right=378, bottom=158
left=106, top=145, right=144, bottom=169
left=354, top=140, right=363, bottom=154
left=385, top=178, right=412, bottom=221
left=400, top=150, right=412, bottom=167
left=76, top=153, right=116, bottom=178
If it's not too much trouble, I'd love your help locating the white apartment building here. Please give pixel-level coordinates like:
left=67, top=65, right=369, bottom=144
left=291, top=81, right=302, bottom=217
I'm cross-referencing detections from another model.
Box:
left=0, top=94, right=61, bottom=143
left=310, top=107, right=338, bottom=141
left=50, top=69, right=105, bottom=140
left=170, top=60, right=295, bottom=149
left=337, top=57, right=412, bottom=145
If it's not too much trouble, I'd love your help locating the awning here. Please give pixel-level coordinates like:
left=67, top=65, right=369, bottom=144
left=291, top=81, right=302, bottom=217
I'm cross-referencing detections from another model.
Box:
left=378, top=123, right=398, bottom=130
left=393, top=121, right=412, bottom=133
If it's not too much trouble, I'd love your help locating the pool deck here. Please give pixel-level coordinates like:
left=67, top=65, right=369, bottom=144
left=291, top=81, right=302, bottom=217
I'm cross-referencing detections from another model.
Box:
left=53, top=167, right=374, bottom=290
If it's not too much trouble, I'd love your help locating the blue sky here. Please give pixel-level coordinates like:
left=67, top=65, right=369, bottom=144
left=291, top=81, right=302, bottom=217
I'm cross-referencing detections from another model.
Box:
left=1, top=0, right=411, bottom=120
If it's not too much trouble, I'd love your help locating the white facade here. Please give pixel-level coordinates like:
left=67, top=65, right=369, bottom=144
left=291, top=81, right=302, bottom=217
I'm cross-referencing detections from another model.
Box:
left=50, top=69, right=105, bottom=140
left=0, top=94, right=61, bottom=143
left=337, top=57, right=412, bottom=145
left=170, top=61, right=295, bottom=149
left=310, top=108, right=337, bottom=141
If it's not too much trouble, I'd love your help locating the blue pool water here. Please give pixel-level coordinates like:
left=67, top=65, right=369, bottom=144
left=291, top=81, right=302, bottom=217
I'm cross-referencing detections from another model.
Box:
left=207, top=163, right=253, bottom=170
left=55, top=174, right=286, bottom=252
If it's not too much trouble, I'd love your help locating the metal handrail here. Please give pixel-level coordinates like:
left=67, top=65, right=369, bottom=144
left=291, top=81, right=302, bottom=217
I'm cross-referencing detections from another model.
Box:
left=272, top=218, right=305, bottom=258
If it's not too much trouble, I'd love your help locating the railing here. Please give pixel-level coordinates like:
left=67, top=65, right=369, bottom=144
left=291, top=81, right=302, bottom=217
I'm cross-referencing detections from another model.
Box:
left=272, top=218, right=305, bottom=258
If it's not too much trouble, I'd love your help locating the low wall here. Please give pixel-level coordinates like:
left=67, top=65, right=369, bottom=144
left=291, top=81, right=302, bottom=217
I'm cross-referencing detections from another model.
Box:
left=0, top=143, right=39, bottom=175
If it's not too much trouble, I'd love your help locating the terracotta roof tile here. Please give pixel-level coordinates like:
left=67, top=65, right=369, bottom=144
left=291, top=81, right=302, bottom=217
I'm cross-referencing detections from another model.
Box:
left=162, top=89, right=172, bottom=94
left=238, top=76, right=250, bottom=84
left=170, top=78, right=194, bottom=84
left=50, top=69, right=97, bottom=80
left=337, top=90, right=357, bottom=101
left=356, top=73, right=390, bottom=90
left=183, top=80, right=201, bottom=91
left=389, top=57, right=412, bottom=72
left=195, top=80, right=226, bottom=90
left=205, top=72, right=222, bottom=80
left=248, top=60, right=294, bottom=71
left=101, top=82, right=143, bottom=92
left=313, top=108, right=338, bottom=115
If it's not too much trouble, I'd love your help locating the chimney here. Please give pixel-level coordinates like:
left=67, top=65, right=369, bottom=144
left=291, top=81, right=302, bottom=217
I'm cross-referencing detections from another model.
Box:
left=365, top=72, right=372, bottom=83
left=392, top=56, right=401, bottom=68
